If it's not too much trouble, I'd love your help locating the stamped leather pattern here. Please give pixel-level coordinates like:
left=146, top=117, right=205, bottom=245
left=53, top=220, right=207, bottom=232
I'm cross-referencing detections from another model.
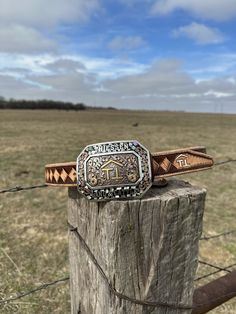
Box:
left=45, top=146, right=213, bottom=186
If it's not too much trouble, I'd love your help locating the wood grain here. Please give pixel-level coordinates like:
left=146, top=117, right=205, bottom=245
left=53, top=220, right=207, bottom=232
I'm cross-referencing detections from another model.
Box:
left=68, top=179, right=206, bottom=314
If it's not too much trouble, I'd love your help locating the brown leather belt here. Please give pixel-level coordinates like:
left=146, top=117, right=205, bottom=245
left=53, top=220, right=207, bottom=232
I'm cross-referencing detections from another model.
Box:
left=45, top=140, right=213, bottom=201
left=45, top=147, right=212, bottom=186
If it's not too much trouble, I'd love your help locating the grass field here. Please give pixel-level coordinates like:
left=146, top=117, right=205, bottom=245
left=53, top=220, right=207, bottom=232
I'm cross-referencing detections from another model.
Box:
left=0, top=109, right=235, bottom=314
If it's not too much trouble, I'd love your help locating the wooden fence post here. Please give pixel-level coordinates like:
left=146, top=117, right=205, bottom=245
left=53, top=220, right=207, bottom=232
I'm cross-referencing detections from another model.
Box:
left=68, top=179, right=206, bottom=314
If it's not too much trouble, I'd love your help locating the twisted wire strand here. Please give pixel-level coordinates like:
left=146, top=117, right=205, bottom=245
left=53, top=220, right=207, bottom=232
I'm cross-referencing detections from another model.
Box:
left=0, top=158, right=235, bottom=194
left=214, top=159, right=236, bottom=166
left=198, top=260, right=232, bottom=274
left=195, top=263, right=236, bottom=282
left=0, top=184, right=47, bottom=194
left=201, top=230, right=236, bottom=241
left=0, top=226, right=235, bottom=308
left=0, top=277, right=69, bottom=305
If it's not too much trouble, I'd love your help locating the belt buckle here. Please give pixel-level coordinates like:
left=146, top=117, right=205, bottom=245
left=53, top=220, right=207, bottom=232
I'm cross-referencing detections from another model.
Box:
left=77, top=140, right=152, bottom=201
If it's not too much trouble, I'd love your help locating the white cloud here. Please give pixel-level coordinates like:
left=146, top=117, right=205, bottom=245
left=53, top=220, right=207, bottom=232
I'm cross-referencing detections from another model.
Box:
left=108, top=36, right=145, bottom=51
left=152, top=0, right=236, bottom=21
left=1, top=54, right=236, bottom=113
left=204, top=90, right=233, bottom=98
left=0, top=53, right=56, bottom=75
left=0, top=25, right=56, bottom=53
left=104, top=60, right=193, bottom=95
left=0, top=53, right=148, bottom=82
left=0, top=0, right=99, bottom=27
left=173, top=22, right=225, bottom=45
left=0, top=0, right=100, bottom=54
left=45, top=59, right=86, bottom=73
left=33, top=72, right=96, bottom=93
left=0, top=74, right=49, bottom=99
left=1, top=58, right=236, bottom=113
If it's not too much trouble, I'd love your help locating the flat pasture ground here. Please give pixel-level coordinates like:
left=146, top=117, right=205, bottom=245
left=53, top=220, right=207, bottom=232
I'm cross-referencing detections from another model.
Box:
left=0, top=109, right=236, bottom=313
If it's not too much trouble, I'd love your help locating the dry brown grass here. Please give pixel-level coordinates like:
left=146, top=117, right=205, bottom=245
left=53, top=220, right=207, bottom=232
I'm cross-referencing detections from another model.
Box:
left=0, top=109, right=235, bottom=313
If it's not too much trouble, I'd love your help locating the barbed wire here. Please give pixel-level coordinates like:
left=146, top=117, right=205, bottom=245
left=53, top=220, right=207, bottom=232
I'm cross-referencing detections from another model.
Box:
left=201, top=230, right=236, bottom=240
left=198, top=260, right=232, bottom=273
left=0, top=157, right=235, bottom=195
left=0, top=184, right=47, bottom=194
left=0, top=245, right=232, bottom=307
left=68, top=222, right=236, bottom=310
left=1, top=265, right=236, bottom=307
left=195, top=263, right=236, bottom=282
left=0, top=157, right=235, bottom=310
left=0, top=277, right=69, bottom=305
left=214, top=159, right=236, bottom=166
left=68, top=222, right=193, bottom=310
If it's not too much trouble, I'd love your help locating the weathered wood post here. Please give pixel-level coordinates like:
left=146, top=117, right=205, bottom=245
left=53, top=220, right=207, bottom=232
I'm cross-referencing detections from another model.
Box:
left=68, top=179, right=206, bottom=314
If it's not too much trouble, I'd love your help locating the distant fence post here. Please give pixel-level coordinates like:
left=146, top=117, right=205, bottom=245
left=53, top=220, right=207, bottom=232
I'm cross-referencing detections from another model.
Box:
left=68, top=179, right=206, bottom=314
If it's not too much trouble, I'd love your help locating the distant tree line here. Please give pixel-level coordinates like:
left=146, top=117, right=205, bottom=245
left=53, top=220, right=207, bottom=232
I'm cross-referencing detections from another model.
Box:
left=0, top=97, right=116, bottom=111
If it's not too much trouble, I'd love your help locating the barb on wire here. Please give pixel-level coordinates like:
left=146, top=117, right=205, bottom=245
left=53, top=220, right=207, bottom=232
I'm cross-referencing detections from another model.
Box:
left=214, top=159, right=236, bottom=166
left=0, top=276, right=69, bottom=305
left=201, top=230, right=236, bottom=241
left=198, top=260, right=231, bottom=274
left=195, top=263, right=236, bottom=282
left=0, top=184, right=47, bottom=194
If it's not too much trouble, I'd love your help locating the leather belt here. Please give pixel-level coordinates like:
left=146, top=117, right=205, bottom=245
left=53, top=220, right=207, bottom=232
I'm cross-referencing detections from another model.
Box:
left=45, top=140, right=213, bottom=201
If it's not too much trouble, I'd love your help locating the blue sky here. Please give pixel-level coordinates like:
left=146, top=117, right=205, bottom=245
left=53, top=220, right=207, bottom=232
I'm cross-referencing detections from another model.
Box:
left=0, top=0, right=236, bottom=113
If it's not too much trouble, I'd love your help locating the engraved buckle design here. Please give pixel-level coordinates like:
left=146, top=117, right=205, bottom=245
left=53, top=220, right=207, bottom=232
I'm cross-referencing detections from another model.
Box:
left=77, top=140, right=152, bottom=201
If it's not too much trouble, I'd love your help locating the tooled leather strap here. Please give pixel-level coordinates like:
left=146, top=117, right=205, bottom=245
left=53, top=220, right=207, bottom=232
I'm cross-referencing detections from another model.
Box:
left=45, top=162, right=77, bottom=186
left=45, top=146, right=213, bottom=186
left=151, top=147, right=213, bottom=178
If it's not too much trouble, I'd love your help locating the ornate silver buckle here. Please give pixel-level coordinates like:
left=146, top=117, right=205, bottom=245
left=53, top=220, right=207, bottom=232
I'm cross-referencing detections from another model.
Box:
left=77, top=140, right=152, bottom=201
